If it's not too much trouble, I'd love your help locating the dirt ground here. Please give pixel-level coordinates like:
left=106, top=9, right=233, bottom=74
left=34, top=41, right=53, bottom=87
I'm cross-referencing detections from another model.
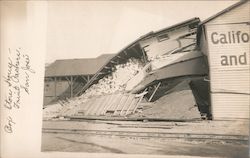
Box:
left=41, top=119, right=249, bottom=158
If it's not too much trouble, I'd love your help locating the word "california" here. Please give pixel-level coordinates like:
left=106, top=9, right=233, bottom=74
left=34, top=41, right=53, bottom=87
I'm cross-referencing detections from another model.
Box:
left=211, top=31, right=249, bottom=44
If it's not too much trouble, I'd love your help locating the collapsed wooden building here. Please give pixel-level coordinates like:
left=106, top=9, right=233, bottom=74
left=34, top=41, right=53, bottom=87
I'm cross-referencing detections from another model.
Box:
left=44, top=1, right=249, bottom=120
left=44, top=17, right=209, bottom=119
left=77, top=17, right=207, bottom=95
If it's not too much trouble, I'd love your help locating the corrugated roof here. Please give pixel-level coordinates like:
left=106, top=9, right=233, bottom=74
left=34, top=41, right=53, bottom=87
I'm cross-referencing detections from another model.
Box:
left=200, top=0, right=247, bottom=25
left=45, top=54, right=114, bottom=77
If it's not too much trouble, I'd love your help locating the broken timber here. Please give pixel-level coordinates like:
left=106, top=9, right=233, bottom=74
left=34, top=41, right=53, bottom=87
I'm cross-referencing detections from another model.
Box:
left=66, top=93, right=146, bottom=117
left=148, top=82, right=161, bottom=102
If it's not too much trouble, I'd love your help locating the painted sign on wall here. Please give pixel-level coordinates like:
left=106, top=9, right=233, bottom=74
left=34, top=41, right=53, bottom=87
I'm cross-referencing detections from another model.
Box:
left=206, top=23, right=250, bottom=119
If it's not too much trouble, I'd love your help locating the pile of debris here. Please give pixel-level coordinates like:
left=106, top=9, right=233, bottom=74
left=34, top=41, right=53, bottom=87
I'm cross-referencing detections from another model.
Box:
left=42, top=17, right=210, bottom=120
left=43, top=103, right=63, bottom=120
left=43, top=58, right=144, bottom=119
left=79, top=58, right=144, bottom=98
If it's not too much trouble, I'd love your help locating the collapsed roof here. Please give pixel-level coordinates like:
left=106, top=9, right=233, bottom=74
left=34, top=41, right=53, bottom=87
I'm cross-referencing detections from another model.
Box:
left=77, top=17, right=202, bottom=96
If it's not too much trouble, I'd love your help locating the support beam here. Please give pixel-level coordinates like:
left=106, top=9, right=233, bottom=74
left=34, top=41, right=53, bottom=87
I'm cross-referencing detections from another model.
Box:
left=139, top=44, right=148, bottom=64
left=65, top=76, right=70, bottom=82
left=73, top=76, right=78, bottom=82
left=116, top=55, right=126, bottom=60
left=110, top=60, right=118, bottom=64
left=125, top=96, right=136, bottom=116
left=70, top=76, right=73, bottom=97
left=132, top=88, right=147, bottom=113
left=123, top=50, right=128, bottom=56
left=148, top=82, right=161, bottom=102
left=113, top=94, right=125, bottom=116
left=131, top=47, right=141, bottom=57
left=98, top=71, right=109, bottom=75
left=54, top=77, right=57, bottom=98
left=104, top=66, right=111, bottom=70
left=142, top=49, right=148, bottom=64
left=80, top=75, right=88, bottom=83
left=120, top=95, right=132, bottom=116
left=66, top=76, right=74, bottom=98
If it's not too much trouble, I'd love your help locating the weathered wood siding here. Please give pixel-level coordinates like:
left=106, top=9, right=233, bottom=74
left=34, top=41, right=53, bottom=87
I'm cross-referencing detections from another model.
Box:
left=205, top=2, right=250, bottom=119
left=139, top=25, right=196, bottom=60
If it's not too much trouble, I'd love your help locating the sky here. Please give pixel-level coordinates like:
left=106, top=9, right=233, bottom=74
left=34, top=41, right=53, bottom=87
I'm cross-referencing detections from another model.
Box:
left=46, top=1, right=237, bottom=63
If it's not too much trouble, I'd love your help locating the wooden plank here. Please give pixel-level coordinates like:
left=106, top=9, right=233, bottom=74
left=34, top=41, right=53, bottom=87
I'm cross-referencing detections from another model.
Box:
left=80, top=75, right=88, bottom=83
left=84, top=98, right=99, bottom=115
left=108, top=93, right=121, bottom=111
left=81, top=99, right=93, bottom=112
left=95, top=95, right=112, bottom=115
left=206, top=23, right=250, bottom=119
left=103, top=93, right=121, bottom=115
left=91, top=96, right=106, bottom=115
left=70, top=76, right=73, bottom=97
left=120, top=95, right=134, bottom=116
left=132, top=89, right=147, bottom=113
left=148, top=82, right=161, bottom=102
left=131, top=47, right=141, bottom=57
left=100, top=94, right=114, bottom=115
left=54, top=77, right=57, bottom=98
left=113, top=94, right=127, bottom=116
left=116, top=55, right=126, bottom=60
left=125, top=97, right=138, bottom=116
left=110, top=60, right=118, bottom=64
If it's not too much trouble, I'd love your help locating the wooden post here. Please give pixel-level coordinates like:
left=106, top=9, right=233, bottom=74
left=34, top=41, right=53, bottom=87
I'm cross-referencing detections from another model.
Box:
left=54, top=77, right=57, bottom=98
left=125, top=96, right=136, bottom=116
left=101, top=94, right=113, bottom=115
left=132, top=88, right=147, bottom=114
left=113, top=94, right=125, bottom=116
left=80, top=75, right=88, bottom=83
left=148, top=82, right=161, bottom=102
left=123, top=50, right=128, bottom=56
left=70, top=76, right=73, bottom=97
left=131, top=47, right=140, bottom=57
left=120, top=95, right=133, bottom=116
left=142, top=49, right=147, bottom=64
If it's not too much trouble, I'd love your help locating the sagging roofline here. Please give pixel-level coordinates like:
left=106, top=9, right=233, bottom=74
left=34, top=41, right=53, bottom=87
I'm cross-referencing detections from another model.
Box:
left=76, top=17, right=201, bottom=96
left=140, top=17, right=200, bottom=40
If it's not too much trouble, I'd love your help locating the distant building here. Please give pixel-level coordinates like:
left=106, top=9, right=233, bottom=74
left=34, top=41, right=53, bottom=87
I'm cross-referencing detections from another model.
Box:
left=44, top=54, right=114, bottom=105
left=198, top=0, right=250, bottom=119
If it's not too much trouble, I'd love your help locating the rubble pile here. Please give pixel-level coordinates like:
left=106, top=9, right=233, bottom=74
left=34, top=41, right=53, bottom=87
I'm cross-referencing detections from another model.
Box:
left=43, top=103, right=63, bottom=120
left=58, top=99, right=86, bottom=117
left=43, top=58, right=144, bottom=119
left=79, top=58, right=144, bottom=98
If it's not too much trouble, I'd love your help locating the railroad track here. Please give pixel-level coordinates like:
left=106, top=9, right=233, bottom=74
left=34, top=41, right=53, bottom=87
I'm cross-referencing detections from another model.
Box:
left=43, top=128, right=248, bottom=144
